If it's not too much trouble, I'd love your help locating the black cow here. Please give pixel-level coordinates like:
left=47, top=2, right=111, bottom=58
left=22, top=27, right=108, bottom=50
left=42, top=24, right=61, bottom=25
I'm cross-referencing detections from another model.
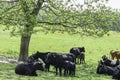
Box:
left=45, top=52, right=75, bottom=76
left=97, top=60, right=120, bottom=80
left=70, top=47, right=85, bottom=64
left=96, top=60, right=114, bottom=75
left=28, top=51, right=50, bottom=71
left=112, top=65, right=120, bottom=80
left=63, top=61, right=76, bottom=76
left=15, top=61, right=44, bottom=76
left=102, top=55, right=120, bottom=67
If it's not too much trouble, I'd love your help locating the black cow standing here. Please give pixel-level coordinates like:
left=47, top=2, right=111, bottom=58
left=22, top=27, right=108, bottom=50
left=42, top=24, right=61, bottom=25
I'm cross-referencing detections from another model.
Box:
left=45, top=52, right=75, bottom=76
left=63, top=60, right=76, bottom=76
left=15, top=61, right=44, bottom=76
left=70, top=47, right=85, bottom=64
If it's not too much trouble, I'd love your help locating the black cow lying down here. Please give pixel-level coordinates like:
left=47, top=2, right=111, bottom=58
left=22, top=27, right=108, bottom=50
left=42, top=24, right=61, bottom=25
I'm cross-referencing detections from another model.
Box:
left=112, top=65, right=120, bottom=80
left=102, top=55, right=120, bottom=67
left=96, top=60, right=114, bottom=75
left=15, top=61, right=44, bottom=76
left=45, top=53, right=75, bottom=76
left=96, top=60, right=120, bottom=80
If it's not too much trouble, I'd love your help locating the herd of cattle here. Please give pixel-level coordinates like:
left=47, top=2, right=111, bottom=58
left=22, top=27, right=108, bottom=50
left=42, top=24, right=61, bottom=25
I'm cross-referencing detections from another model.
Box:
left=97, top=50, right=120, bottom=80
left=15, top=47, right=85, bottom=76
left=14, top=46, right=120, bottom=79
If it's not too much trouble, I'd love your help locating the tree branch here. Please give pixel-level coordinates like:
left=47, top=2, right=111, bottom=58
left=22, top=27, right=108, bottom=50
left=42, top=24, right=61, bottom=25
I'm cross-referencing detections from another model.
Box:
left=37, top=21, right=71, bottom=27
left=45, top=5, right=58, bottom=16
left=31, top=0, right=44, bottom=15
left=37, top=20, right=95, bottom=29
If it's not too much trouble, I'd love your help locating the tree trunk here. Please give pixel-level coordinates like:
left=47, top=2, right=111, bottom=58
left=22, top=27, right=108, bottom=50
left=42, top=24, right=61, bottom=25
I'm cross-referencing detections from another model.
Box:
left=18, top=34, right=31, bottom=61
left=18, top=0, right=44, bottom=61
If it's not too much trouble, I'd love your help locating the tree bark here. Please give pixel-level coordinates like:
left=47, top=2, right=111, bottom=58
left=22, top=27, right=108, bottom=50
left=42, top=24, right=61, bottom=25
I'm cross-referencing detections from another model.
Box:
left=18, top=34, right=31, bottom=61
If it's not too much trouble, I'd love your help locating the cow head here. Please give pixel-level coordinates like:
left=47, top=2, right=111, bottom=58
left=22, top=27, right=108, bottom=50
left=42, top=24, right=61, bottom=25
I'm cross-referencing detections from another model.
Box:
left=102, top=55, right=109, bottom=61
left=33, top=61, right=45, bottom=71
left=79, top=47, right=85, bottom=55
left=27, top=51, right=40, bottom=62
left=33, top=51, right=41, bottom=59
left=27, top=56, right=39, bottom=63
left=96, top=60, right=106, bottom=74
left=102, top=55, right=112, bottom=66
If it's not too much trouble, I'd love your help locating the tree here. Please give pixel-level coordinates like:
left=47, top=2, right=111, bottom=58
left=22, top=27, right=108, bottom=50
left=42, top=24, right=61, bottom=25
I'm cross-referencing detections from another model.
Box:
left=0, top=0, right=120, bottom=61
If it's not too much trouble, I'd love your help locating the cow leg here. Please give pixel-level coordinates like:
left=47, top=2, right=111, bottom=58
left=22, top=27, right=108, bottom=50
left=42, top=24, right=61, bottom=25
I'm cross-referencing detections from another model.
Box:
left=75, top=58, right=77, bottom=64
left=81, top=58, right=83, bottom=64
left=59, top=68, right=62, bottom=76
left=45, top=63, right=50, bottom=72
left=69, top=70, right=72, bottom=75
left=78, top=58, right=80, bottom=64
left=74, top=70, right=75, bottom=76
left=64, top=69, right=67, bottom=76
left=56, top=67, right=58, bottom=75
left=76, top=58, right=79, bottom=64
left=66, top=69, right=69, bottom=76
left=84, top=59, right=85, bottom=64
left=80, top=58, right=81, bottom=64
left=111, top=55, right=114, bottom=60
left=48, top=65, right=50, bottom=72
left=83, top=56, right=85, bottom=64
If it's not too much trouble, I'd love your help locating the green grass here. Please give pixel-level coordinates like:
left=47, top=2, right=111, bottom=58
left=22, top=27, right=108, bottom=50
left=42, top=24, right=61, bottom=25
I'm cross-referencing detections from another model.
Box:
left=0, top=29, right=120, bottom=80
left=0, top=63, right=112, bottom=80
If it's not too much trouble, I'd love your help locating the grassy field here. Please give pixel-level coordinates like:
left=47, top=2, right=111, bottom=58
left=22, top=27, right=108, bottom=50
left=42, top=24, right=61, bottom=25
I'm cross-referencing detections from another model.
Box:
left=0, top=28, right=120, bottom=80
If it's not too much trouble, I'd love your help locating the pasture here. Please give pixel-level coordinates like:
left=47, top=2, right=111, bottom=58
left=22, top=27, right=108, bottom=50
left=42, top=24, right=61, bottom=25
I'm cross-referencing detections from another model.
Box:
left=0, top=28, right=120, bottom=80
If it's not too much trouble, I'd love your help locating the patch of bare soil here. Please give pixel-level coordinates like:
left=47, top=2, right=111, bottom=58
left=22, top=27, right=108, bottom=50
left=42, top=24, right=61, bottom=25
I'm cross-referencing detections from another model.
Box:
left=0, top=56, right=18, bottom=64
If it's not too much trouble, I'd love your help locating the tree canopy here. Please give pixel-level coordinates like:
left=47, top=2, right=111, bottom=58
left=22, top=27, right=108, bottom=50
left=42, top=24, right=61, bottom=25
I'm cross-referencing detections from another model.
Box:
left=0, top=0, right=120, bottom=36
